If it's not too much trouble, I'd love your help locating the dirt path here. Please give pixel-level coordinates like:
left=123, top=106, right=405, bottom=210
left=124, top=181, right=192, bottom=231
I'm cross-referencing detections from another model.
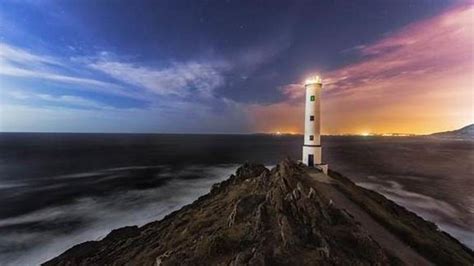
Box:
left=306, top=170, right=432, bottom=266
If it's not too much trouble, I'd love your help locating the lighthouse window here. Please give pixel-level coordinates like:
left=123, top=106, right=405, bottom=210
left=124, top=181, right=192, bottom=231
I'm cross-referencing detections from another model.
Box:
left=310, top=95, right=315, bottom=101
left=310, top=115, right=314, bottom=121
left=309, top=135, right=314, bottom=141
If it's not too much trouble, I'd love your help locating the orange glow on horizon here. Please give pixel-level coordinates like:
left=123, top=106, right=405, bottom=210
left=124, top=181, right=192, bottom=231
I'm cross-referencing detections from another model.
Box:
left=248, top=4, right=474, bottom=135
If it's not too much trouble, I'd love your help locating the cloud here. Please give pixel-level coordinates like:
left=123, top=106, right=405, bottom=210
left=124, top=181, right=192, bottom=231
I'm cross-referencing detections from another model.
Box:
left=249, top=4, right=474, bottom=134
left=5, top=90, right=114, bottom=110
left=279, top=83, right=304, bottom=101
left=0, top=26, right=293, bottom=133
left=0, top=43, right=61, bottom=66
left=37, top=94, right=113, bottom=110
left=0, top=42, right=121, bottom=90
left=0, top=65, right=119, bottom=89
left=83, top=34, right=291, bottom=100
left=322, top=4, right=474, bottom=134
left=88, top=59, right=227, bottom=98
left=232, top=33, right=292, bottom=72
left=324, top=4, right=474, bottom=95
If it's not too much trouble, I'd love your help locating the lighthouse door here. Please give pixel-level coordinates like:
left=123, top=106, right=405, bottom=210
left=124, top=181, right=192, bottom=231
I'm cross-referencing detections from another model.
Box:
left=308, top=154, right=314, bottom=167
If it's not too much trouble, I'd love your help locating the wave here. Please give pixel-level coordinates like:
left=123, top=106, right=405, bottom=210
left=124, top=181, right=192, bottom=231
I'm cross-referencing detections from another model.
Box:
left=0, top=164, right=238, bottom=266
left=357, top=179, right=474, bottom=249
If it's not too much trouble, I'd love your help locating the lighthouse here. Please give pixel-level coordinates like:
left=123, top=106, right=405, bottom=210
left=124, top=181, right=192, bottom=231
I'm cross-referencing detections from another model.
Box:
left=302, top=76, right=328, bottom=174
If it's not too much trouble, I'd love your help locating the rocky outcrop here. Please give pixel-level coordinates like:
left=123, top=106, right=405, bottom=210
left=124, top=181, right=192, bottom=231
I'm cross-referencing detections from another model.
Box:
left=44, top=160, right=474, bottom=266
left=430, top=124, right=474, bottom=139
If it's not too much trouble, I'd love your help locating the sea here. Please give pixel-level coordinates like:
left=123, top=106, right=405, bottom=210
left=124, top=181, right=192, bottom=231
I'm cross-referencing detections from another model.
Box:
left=0, top=133, right=472, bottom=265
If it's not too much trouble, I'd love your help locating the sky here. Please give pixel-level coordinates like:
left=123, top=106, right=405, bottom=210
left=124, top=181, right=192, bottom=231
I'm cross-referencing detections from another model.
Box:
left=0, top=0, right=472, bottom=134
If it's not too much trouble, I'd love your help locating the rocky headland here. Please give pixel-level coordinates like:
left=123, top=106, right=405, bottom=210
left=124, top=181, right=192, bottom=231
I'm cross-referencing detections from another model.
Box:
left=430, top=124, right=474, bottom=139
left=44, top=160, right=473, bottom=265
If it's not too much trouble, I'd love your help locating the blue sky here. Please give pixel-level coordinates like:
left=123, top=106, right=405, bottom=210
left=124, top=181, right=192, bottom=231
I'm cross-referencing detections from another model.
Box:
left=1, top=0, right=470, bottom=134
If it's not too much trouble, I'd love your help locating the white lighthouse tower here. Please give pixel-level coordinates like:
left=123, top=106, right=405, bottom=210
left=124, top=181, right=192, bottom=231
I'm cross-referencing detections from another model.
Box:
left=302, top=76, right=328, bottom=174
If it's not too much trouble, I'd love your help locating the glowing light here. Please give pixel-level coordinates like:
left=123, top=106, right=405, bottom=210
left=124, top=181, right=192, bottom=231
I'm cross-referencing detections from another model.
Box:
left=305, top=75, right=322, bottom=85
left=361, top=132, right=370, bottom=136
left=272, top=131, right=299, bottom=135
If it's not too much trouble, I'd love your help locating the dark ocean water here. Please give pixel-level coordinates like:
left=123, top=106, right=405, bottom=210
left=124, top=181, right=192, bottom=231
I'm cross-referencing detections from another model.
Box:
left=0, top=133, right=472, bottom=265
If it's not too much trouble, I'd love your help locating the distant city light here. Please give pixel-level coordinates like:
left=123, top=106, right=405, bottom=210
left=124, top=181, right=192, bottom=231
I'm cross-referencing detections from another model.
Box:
left=305, top=75, right=322, bottom=85
left=272, top=131, right=298, bottom=135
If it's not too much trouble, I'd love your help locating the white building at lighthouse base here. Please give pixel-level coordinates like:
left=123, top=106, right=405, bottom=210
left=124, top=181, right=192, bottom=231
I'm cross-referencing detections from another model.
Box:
left=302, top=146, right=328, bottom=174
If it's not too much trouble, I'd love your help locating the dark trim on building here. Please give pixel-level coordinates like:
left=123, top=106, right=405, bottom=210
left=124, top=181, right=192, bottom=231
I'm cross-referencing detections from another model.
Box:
left=303, top=144, right=321, bottom=148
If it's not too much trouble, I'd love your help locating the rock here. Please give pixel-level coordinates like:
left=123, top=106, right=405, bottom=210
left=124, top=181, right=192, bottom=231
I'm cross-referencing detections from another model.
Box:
left=155, top=250, right=173, bottom=266
left=231, top=250, right=253, bottom=266
left=235, top=163, right=268, bottom=181
left=248, top=251, right=265, bottom=266
left=102, top=226, right=140, bottom=242
left=307, top=187, right=316, bottom=199
left=228, top=194, right=265, bottom=227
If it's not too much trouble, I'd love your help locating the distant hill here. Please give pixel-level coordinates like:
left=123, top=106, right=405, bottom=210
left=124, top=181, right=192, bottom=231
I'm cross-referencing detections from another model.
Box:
left=430, top=124, right=474, bottom=139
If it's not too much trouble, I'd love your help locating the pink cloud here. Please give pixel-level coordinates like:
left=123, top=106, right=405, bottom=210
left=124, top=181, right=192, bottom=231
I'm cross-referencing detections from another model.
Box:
left=249, top=4, right=474, bottom=134
left=325, top=4, right=473, bottom=94
left=279, top=83, right=305, bottom=100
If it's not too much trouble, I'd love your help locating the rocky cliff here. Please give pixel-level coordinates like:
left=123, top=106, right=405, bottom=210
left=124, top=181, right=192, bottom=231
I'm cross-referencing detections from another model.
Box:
left=44, top=160, right=473, bottom=266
